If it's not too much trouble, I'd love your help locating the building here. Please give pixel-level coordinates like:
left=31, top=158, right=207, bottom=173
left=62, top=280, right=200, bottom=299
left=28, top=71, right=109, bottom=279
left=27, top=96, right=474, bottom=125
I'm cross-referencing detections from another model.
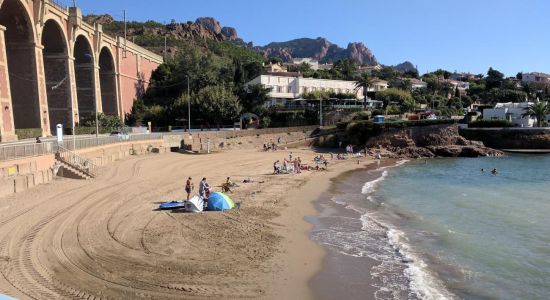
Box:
left=264, top=62, right=287, bottom=73
left=357, top=64, right=383, bottom=76
left=291, top=58, right=320, bottom=70
left=482, top=102, right=535, bottom=127
left=449, top=72, right=477, bottom=81
left=410, top=78, right=428, bottom=90
left=246, top=74, right=388, bottom=107
left=521, top=72, right=550, bottom=85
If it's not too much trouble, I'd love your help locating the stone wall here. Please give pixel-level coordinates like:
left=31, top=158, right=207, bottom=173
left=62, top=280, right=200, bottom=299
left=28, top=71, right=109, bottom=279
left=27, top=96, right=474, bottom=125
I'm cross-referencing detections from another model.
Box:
left=460, top=128, right=550, bottom=149
left=0, top=154, right=56, bottom=197
left=164, top=126, right=318, bottom=152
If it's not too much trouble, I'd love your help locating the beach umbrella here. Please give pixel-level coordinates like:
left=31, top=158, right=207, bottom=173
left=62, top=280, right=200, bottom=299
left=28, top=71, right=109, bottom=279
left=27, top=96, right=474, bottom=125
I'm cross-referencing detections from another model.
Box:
left=207, top=192, right=236, bottom=211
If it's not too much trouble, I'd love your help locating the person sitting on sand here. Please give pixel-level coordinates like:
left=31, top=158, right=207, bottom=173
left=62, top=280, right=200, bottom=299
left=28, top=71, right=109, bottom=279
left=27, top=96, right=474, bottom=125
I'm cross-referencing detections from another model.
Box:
left=185, top=177, right=194, bottom=200
left=199, top=178, right=210, bottom=198
left=273, top=160, right=280, bottom=174
left=222, top=177, right=233, bottom=193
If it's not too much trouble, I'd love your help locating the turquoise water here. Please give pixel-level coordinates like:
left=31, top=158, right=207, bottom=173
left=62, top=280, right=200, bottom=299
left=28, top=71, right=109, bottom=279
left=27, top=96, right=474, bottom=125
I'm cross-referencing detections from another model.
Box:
left=372, top=155, right=550, bottom=299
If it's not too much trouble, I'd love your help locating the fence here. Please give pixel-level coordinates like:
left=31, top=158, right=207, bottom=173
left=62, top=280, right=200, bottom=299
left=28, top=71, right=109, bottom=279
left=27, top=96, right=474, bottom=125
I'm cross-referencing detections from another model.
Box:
left=0, top=142, right=55, bottom=161
left=56, top=146, right=97, bottom=178
left=0, top=126, right=318, bottom=162
left=0, top=133, right=166, bottom=162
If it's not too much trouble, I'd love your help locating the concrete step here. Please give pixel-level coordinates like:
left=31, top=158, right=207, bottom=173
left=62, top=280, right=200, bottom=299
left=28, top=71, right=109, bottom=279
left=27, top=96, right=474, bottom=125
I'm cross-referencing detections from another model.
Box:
left=55, top=161, right=91, bottom=180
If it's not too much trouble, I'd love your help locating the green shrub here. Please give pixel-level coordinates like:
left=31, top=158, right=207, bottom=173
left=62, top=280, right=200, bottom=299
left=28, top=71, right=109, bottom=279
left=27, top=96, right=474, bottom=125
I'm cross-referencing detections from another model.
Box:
left=71, top=127, right=112, bottom=135
left=15, top=128, right=42, bottom=140
left=469, top=119, right=512, bottom=128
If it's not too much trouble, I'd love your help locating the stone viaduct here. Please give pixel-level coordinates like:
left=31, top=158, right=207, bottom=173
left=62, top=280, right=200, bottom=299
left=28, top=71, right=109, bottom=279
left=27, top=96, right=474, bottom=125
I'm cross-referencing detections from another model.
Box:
left=0, top=0, right=163, bottom=141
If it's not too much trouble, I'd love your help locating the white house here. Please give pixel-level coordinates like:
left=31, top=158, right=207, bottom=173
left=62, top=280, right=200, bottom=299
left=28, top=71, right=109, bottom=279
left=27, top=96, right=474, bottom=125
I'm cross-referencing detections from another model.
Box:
left=245, top=74, right=388, bottom=107
left=291, top=58, right=320, bottom=70
left=483, top=102, right=535, bottom=127
left=521, top=72, right=550, bottom=85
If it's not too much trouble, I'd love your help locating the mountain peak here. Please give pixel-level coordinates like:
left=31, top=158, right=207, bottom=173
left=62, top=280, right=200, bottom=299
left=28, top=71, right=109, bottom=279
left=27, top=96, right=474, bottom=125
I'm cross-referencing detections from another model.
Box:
left=257, top=38, right=377, bottom=65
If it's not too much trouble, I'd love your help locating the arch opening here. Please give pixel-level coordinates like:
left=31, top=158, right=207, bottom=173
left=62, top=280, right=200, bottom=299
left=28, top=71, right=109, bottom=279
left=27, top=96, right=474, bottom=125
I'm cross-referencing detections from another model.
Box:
left=74, top=35, right=95, bottom=120
left=99, top=47, right=118, bottom=116
left=0, top=0, right=41, bottom=130
left=42, top=20, right=71, bottom=134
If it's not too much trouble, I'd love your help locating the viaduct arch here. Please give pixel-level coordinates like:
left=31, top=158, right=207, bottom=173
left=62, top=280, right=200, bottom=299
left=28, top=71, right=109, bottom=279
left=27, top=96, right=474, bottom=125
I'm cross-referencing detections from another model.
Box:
left=0, top=0, right=163, bottom=141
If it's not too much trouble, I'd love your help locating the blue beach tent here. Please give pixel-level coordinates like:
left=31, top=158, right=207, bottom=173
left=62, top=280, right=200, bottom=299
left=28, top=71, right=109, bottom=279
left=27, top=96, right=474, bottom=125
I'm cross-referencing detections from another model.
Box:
left=207, top=192, right=236, bottom=211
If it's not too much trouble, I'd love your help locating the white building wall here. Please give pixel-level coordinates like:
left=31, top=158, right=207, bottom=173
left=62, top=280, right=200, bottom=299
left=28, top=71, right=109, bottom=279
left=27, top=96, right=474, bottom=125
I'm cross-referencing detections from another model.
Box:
left=246, top=75, right=365, bottom=101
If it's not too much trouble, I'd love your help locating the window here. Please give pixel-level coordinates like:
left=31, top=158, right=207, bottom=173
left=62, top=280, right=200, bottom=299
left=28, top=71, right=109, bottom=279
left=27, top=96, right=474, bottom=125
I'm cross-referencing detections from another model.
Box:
left=287, top=86, right=292, bottom=93
left=277, top=86, right=283, bottom=93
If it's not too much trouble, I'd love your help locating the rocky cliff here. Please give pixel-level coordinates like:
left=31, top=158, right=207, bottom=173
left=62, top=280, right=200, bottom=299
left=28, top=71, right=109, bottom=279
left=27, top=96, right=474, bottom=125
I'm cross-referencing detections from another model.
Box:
left=364, top=124, right=503, bottom=158
left=256, top=38, right=378, bottom=65
left=84, top=15, right=380, bottom=65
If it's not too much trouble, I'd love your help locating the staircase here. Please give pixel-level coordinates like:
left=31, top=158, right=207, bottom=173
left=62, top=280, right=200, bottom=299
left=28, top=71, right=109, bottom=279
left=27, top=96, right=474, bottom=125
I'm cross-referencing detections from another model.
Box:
left=55, top=146, right=97, bottom=180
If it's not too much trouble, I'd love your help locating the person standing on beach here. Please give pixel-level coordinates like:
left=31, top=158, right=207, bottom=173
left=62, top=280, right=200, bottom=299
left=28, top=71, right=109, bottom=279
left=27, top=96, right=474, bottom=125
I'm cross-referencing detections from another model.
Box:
left=185, top=177, right=194, bottom=200
left=199, top=178, right=210, bottom=198
left=273, top=160, right=280, bottom=174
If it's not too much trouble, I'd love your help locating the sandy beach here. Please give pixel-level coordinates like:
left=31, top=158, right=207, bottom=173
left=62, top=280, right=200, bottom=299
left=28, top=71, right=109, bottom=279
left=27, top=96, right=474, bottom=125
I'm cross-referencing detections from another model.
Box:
left=0, top=148, right=369, bottom=299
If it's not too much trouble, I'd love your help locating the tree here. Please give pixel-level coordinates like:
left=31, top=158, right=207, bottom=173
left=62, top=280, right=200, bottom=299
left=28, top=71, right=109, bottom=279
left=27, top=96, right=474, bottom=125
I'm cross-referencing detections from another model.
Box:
left=516, top=72, right=523, bottom=81
left=486, top=67, right=504, bottom=90
left=355, top=73, right=375, bottom=108
left=376, top=88, right=414, bottom=108
left=333, top=59, right=358, bottom=81
left=523, top=101, right=549, bottom=127
left=240, top=84, right=271, bottom=115
left=193, top=86, right=242, bottom=125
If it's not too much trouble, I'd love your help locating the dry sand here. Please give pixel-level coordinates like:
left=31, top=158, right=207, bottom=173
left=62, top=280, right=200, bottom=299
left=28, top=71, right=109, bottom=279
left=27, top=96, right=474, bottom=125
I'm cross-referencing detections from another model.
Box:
left=0, top=148, right=367, bottom=299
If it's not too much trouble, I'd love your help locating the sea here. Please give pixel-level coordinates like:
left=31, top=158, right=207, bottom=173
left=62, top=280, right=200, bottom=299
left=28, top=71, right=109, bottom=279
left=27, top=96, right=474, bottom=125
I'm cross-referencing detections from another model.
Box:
left=310, top=155, right=550, bottom=300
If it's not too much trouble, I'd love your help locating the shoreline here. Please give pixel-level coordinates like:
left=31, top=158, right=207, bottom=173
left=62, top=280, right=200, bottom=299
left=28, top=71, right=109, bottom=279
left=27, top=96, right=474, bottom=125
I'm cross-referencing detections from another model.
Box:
left=266, top=157, right=373, bottom=299
left=307, top=159, right=404, bottom=300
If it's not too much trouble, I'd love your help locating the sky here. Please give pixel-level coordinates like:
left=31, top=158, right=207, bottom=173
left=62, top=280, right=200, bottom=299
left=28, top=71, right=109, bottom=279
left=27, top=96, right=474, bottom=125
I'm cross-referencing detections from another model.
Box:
left=71, top=0, right=550, bottom=76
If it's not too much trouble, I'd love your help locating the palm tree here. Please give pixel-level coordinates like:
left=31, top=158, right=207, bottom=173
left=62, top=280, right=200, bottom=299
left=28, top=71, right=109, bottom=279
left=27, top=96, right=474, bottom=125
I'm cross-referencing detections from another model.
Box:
left=355, top=73, right=375, bottom=109
left=523, top=101, right=549, bottom=127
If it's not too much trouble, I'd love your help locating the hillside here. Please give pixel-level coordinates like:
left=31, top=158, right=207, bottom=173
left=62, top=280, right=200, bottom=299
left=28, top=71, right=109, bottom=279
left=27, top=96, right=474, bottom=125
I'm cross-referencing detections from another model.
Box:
left=85, top=15, right=380, bottom=66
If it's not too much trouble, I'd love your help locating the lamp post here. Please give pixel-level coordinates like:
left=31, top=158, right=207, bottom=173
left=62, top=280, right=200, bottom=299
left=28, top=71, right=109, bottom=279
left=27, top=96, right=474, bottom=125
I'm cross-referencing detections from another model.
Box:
left=319, top=97, right=323, bottom=127
left=186, top=75, right=191, bottom=134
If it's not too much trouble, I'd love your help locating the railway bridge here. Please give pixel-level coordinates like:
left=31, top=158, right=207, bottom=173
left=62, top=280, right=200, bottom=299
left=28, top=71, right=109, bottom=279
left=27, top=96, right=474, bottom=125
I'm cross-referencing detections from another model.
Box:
left=0, top=0, right=163, bottom=141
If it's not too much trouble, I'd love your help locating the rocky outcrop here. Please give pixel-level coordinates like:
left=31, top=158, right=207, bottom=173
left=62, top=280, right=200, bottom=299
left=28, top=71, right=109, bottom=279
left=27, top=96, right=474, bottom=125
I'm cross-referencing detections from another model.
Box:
left=345, top=42, right=377, bottom=65
left=86, top=14, right=382, bottom=65
left=195, top=17, right=222, bottom=35
left=364, top=124, right=503, bottom=159
left=221, top=27, right=239, bottom=41
left=83, top=14, right=115, bottom=25
left=391, top=61, right=417, bottom=73
left=256, top=38, right=378, bottom=65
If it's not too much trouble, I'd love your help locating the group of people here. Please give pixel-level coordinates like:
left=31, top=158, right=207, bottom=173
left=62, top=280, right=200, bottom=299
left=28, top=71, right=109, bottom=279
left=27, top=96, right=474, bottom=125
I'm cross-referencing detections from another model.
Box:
left=263, top=137, right=283, bottom=152
left=185, top=177, right=210, bottom=200
left=273, top=152, right=304, bottom=174
left=185, top=176, right=236, bottom=201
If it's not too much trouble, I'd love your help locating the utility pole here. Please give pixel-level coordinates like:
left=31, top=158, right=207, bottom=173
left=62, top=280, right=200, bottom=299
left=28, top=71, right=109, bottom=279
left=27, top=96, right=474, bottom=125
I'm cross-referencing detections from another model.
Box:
left=319, top=98, right=323, bottom=127
left=164, top=35, right=167, bottom=60
left=187, top=75, right=191, bottom=134
left=123, top=10, right=127, bottom=58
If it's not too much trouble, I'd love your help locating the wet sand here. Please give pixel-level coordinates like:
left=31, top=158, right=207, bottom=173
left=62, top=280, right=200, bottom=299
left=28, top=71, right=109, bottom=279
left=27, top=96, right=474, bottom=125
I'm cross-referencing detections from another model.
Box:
left=309, top=160, right=398, bottom=300
left=0, top=148, right=366, bottom=299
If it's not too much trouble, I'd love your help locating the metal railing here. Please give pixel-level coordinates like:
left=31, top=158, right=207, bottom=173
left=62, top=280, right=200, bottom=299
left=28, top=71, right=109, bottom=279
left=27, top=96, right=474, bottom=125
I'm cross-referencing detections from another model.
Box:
left=61, top=133, right=166, bottom=151
left=0, top=142, right=55, bottom=161
left=56, top=146, right=97, bottom=178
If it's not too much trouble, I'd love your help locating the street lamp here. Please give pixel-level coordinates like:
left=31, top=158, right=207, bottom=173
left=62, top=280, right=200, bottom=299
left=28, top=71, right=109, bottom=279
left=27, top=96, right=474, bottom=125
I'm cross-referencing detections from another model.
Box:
left=186, top=75, right=191, bottom=135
